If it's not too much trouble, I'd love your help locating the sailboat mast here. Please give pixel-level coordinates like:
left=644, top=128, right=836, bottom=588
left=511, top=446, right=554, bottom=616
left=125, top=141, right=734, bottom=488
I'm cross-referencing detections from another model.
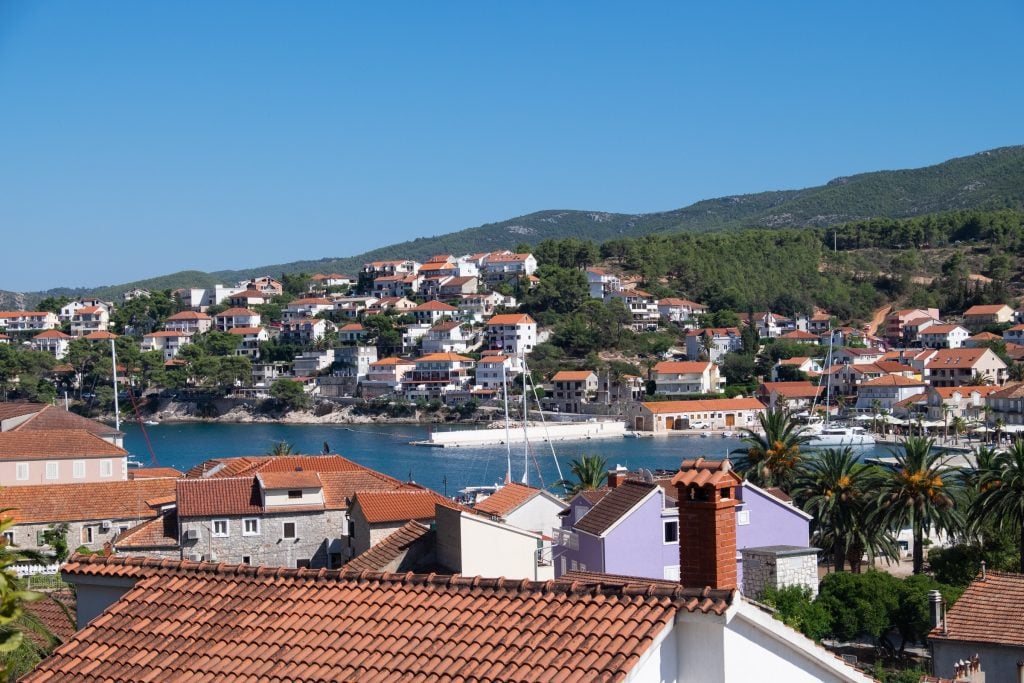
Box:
left=110, top=338, right=120, bottom=432
left=521, top=354, right=528, bottom=485
left=501, top=362, right=512, bottom=484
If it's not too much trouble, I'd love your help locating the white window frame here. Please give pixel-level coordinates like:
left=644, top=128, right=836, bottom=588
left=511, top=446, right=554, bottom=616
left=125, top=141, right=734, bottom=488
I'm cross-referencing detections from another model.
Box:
left=45, top=462, right=59, bottom=480
left=100, top=459, right=113, bottom=477
left=663, top=520, right=679, bottom=545
left=664, top=565, right=681, bottom=581
left=73, top=460, right=86, bottom=479
left=242, top=518, right=260, bottom=536
left=212, top=519, right=229, bottom=537
left=15, top=463, right=28, bottom=481
left=737, top=509, right=751, bottom=526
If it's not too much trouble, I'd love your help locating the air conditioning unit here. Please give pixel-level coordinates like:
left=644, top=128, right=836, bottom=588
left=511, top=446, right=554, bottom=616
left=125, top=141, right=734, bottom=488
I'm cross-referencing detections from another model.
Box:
left=100, top=520, right=112, bottom=532
left=183, top=529, right=199, bottom=541
left=188, top=553, right=202, bottom=562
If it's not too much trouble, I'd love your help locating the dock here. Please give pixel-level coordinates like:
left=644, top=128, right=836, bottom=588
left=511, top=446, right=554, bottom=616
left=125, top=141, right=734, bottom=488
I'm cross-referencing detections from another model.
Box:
left=412, top=421, right=626, bottom=447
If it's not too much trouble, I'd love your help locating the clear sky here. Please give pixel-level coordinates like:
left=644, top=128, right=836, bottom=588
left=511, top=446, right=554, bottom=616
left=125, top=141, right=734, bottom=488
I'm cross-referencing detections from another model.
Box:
left=1, top=2, right=1022, bottom=292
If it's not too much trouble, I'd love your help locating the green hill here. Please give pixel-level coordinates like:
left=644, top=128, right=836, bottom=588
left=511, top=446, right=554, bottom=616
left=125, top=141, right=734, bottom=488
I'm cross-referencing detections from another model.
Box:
left=11, top=145, right=1024, bottom=305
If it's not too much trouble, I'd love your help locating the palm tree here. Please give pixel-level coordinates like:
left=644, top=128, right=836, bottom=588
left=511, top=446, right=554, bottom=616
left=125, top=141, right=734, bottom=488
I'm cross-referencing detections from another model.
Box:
left=557, top=455, right=608, bottom=495
left=267, top=441, right=297, bottom=456
left=1008, top=362, right=1024, bottom=382
left=732, top=407, right=811, bottom=489
left=874, top=436, right=963, bottom=574
left=970, top=439, right=1024, bottom=571
left=949, top=416, right=967, bottom=445
left=792, top=448, right=898, bottom=572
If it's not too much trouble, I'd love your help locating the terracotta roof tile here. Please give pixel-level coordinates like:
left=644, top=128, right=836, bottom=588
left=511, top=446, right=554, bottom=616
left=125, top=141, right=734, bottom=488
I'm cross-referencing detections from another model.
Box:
left=353, top=489, right=461, bottom=524
left=925, top=348, right=1002, bottom=370
left=82, top=330, right=118, bottom=339
left=0, top=478, right=176, bottom=524
left=215, top=307, right=259, bottom=317
left=114, top=510, right=179, bottom=549
left=0, top=402, right=44, bottom=422
left=486, top=313, right=535, bottom=326
left=6, top=404, right=122, bottom=438
left=642, top=398, right=766, bottom=414
left=412, top=301, right=457, bottom=311
left=963, top=304, right=1011, bottom=316
left=472, top=482, right=540, bottom=517
left=176, top=477, right=263, bottom=517
left=0, top=429, right=126, bottom=460
left=257, top=470, right=323, bottom=489
left=34, top=554, right=729, bottom=681
left=344, top=521, right=433, bottom=572
left=671, top=457, right=743, bottom=490
left=929, top=570, right=1024, bottom=647
left=24, top=591, right=76, bottom=644
left=166, top=311, right=211, bottom=320
left=551, top=370, right=596, bottom=382
left=575, top=480, right=657, bottom=536
left=760, top=381, right=822, bottom=398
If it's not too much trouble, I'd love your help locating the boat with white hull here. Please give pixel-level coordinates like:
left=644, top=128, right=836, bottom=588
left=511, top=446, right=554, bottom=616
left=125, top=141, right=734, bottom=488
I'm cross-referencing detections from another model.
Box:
left=805, top=425, right=875, bottom=447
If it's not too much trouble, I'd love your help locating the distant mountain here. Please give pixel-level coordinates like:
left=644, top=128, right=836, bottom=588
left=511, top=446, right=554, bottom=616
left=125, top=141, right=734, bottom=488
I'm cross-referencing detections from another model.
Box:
left=9, top=145, right=1024, bottom=306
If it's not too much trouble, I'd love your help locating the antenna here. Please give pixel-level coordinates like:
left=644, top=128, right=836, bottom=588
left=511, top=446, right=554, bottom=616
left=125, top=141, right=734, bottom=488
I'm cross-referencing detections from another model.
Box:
left=110, top=339, right=120, bottom=432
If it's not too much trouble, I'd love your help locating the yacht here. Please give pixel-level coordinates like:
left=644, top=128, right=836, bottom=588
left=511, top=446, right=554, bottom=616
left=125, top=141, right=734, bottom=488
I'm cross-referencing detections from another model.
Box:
left=805, top=424, right=875, bottom=447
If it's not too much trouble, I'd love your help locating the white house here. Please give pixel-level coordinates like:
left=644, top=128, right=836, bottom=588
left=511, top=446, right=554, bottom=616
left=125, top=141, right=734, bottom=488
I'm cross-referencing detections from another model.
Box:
left=658, top=298, right=708, bottom=325
left=421, top=321, right=475, bottom=355
left=918, top=324, right=971, bottom=349
left=213, top=308, right=262, bottom=332
left=69, top=306, right=110, bottom=336
left=586, top=267, right=621, bottom=299
left=685, top=328, right=743, bottom=363
left=227, top=326, right=269, bottom=359
left=474, top=354, right=518, bottom=390
left=164, top=311, right=213, bottom=335
left=141, top=331, right=193, bottom=360
left=653, top=361, right=724, bottom=395
left=854, top=375, right=927, bottom=413
left=0, top=311, right=59, bottom=332
left=282, top=298, right=334, bottom=322
left=485, top=313, right=537, bottom=357
left=480, top=252, right=537, bottom=282
left=31, top=330, right=72, bottom=359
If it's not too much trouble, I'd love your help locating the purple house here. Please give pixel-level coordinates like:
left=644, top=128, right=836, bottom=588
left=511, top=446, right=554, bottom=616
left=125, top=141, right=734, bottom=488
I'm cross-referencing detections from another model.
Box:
left=554, top=464, right=811, bottom=585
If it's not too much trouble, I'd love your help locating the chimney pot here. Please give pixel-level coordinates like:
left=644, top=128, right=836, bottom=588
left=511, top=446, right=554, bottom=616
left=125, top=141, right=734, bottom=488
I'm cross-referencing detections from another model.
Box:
left=928, top=589, right=944, bottom=631
left=981, top=560, right=986, bottom=580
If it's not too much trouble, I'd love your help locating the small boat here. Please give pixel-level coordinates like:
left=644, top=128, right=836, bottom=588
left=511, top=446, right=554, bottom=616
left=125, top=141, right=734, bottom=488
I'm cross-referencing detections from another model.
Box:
left=126, top=456, right=144, bottom=468
left=806, top=425, right=875, bottom=447
left=143, top=420, right=160, bottom=426
left=623, top=431, right=652, bottom=438
left=721, top=431, right=735, bottom=438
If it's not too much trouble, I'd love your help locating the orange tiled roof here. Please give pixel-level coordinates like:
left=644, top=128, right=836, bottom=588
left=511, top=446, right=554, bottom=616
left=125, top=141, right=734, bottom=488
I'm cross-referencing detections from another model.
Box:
left=176, top=477, right=263, bottom=517
left=344, top=520, right=433, bottom=572
left=551, top=370, right=596, bottom=382
left=642, top=398, right=766, bottom=414
left=415, top=352, right=474, bottom=363
left=33, top=330, right=71, bottom=339
left=215, top=307, right=259, bottom=317
left=472, top=482, right=540, bottom=517
left=32, top=554, right=732, bottom=681
left=7, top=404, right=122, bottom=437
left=925, top=348, right=1000, bottom=369
left=412, top=300, right=457, bottom=311
left=653, top=361, right=712, bottom=374
left=859, top=375, right=925, bottom=387
left=919, top=324, right=967, bottom=335
left=114, top=510, right=179, bottom=549
left=672, top=458, right=743, bottom=490
left=24, top=591, right=76, bottom=644
left=0, top=429, right=126, bottom=460
left=486, top=313, right=536, bottom=325
left=930, top=385, right=1002, bottom=399
left=144, top=330, right=192, bottom=338
left=227, top=326, right=264, bottom=335
left=929, top=570, right=1024, bottom=647
left=963, top=304, right=1011, bottom=316
left=0, top=478, right=176, bottom=524
left=83, top=330, right=119, bottom=340
left=166, top=311, right=211, bottom=320
left=352, top=488, right=460, bottom=524
left=759, top=381, right=822, bottom=398
left=257, top=470, right=323, bottom=490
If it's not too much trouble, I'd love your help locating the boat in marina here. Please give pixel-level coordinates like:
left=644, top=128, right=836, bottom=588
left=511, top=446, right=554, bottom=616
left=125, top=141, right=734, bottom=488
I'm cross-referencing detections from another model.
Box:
left=805, top=424, right=876, bottom=447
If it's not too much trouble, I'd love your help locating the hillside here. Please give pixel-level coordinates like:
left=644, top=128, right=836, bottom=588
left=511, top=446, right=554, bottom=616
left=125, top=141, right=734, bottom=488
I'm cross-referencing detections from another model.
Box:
left=9, top=145, right=1024, bottom=305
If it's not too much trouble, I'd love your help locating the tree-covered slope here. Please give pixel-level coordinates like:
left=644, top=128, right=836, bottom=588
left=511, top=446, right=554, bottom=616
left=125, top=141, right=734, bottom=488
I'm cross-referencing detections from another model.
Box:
left=11, top=145, right=1024, bottom=304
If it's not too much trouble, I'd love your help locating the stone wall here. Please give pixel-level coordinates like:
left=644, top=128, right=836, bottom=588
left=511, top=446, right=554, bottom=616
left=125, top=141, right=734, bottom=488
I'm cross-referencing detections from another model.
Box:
left=11, top=518, right=147, bottom=556
left=741, top=546, right=820, bottom=599
left=180, top=509, right=338, bottom=568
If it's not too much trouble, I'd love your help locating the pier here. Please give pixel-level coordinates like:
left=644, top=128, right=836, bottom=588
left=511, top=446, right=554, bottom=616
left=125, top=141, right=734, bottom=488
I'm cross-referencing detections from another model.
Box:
left=412, top=420, right=627, bottom=447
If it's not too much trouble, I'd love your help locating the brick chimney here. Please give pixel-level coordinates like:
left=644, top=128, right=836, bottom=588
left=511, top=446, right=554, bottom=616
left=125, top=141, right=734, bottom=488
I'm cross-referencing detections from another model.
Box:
left=671, top=457, right=742, bottom=590
left=607, top=465, right=629, bottom=488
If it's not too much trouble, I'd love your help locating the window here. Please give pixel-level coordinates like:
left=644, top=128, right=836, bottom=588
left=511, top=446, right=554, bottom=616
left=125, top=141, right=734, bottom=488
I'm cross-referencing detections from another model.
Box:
left=663, top=520, right=679, bottom=544
left=570, top=559, right=578, bottom=571
left=243, top=518, right=260, bottom=536
left=664, top=565, right=680, bottom=581
left=296, top=559, right=311, bottom=569
left=736, top=510, right=751, bottom=526
left=288, top=490, right=303, bottom=499
left=15, top=463, right=28, bottom=481
left=73, top=460, right=86, bottom=479
left=45, top=462, right=59, bottom=480
left=81, top=526, right=94, bottom=544
left=3, top=531, right=14, bottom=545
left=241, top=556, right=251, bottom=565
left=283, top=522, right=296, bottom=539
left=212, top=520, right=229, bottom=537
left=100, top=459, right=112, bottom=477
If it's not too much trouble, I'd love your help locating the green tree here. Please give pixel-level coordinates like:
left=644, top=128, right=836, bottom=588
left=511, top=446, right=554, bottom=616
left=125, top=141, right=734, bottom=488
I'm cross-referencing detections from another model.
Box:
left=875, top=437, right=963, bottom=574
left=269, top=379, right=311, bottom=412
left=970, top=439, right=1024, bottom=571
left=732, top=408, right=811, bottom=489
left=758, top=585, right=831, bottom=641
left=793, top=448, right=898, bottom=572
left=267, top=441, right=297, bottom=456
left=556, top=455, right=608, bottom=494
left=0, top=514, right=45, bottom=678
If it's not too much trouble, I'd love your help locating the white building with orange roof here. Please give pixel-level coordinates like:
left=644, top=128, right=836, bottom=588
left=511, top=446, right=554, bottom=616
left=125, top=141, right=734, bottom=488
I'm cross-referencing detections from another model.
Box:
left=586, top=267, right=621, bottom=299
left=227, top=326, right=269, bottom=358
left=771, top=356, right=823, bottom=381
left=685, top=327, right=743, bottom=363
left=213, top=307, right=261, bottom=332
left=854, top=375, right=927, bottom=412
left=757, top=381, right=823, bottom=411
left=69, top=305, right=110, bottom=336
left=657, top=297, right=707, bottom=324
left=925, top=384, right=1001, bottom=421
left=281, top=318, right=330, bottom=345
left=410, top=300, right=458, bottom=325
left=0, top=311, right=59, bottom=332
left=458, top=291, right=511, bottom=322
left=364, top=356, right=416, bottom=396
left=480, top=251, right=537, bottom=282
left=226, top=288, right=273, bottom=308
left=631, top=397, right=766, bottom=432
left=475, top=354, right=518, bottom=390
left=925, top=347, right=1007, bottom=388
left=141, top=330, right=193, bottom=360
left=372, top=273, right=422, bottom=298
left=918, top=324, right=970, bottom=349
left=653, top=360, right=724, bottom=396
left=360, top=259, right=420, bottom=281
left=282, top=297, right=333, bottom=322
left=485, top=312, right=537, bottom=356
left=421, top=320, right=475, bottom=355
left=309, top=273, right=353, bottom=289
left=885, top=307, right=940, bottom=342
left=164, top=310, right=213, bottom=334
left=31, top=329, right=72, bottom=359
left=609, top=287, right=660, bottom=330
left=963, top=303, right=1014, bottom=330
left=437, top=275, right=479, bottom=298
left=546, top=370, right=599, bottom=413
left=406, top=352, right=476, bottom=399
left=807, top=312, right=833, bottom=334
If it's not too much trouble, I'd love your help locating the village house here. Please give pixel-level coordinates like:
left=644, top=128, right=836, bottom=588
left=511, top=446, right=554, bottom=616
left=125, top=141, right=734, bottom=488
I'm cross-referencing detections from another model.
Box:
left=421, top=320, right=475, bottom=354
left=684, top=327, right=743, bottom=363
left=410, top=300, right=458, bottom=325
left=401, top=323, right=432, bottom=355
left=586, top=267, right=621, bottom=299
left=831, top=346, right=886, bottom=365
left=631, top=397, right=766, bottom=432
left=545, top=370, right=599, bottom=413
left=962, top=303, right=1014, bottom=330
left=984, top=382, right=1024, bottom=426
left=366, top=296, right=417, bottom=315
left=164, top=310, right=213, bottom=335
left=480, top=251, right=537, bottom=282
left=309, top=273, right=354, bottom=289
left=0, top=477, right=177, bottom=561
left=924, top=347, right=1007, bottom=387
left=472, top=482, right=568, bottom=539
left=474, top=354, right=518, bottom=391
left=292, top=349, right=334, bottom=377
left=406, top=352, right=475, bottom=399
left=807, top=312, right=833, bottom=334
left=458, top=291, right=509, bottom=321
left=31, top=330, right=72, bottom=359
left=226, top=288, right=273, bottom=308
left=437, top=275, right=478, bottom=298
left=213, top=307, right=261, bottom=332
left=918, top=324, right=971, bottom=349
left=332, top=294, right=378, bottom=319
left=359, top=259, right=420, bottom=287
left=929, top=571, right=1024, bottom=683
left=69, top=306, right=110, bottom=336
left=772, top=356, right=823, bottom=381
left=609, top=288, right=660, bottom=330
left=885, top=307, right=941, bottom=342
left=282, top=297, right=334, bottom=322
left=141, top=330, right=193, bottom=360
left=743, top=311, right=796, bottom=339
left=0, top=311, right=60, bottom=332
left=653, top=360, right=724, bottom=396
left=280, top=318, right=329, bottom=345
left=239, top=276, right=284, bottom=297
left=925, top=385, right=1001, bottom=422
left=757, top=381, right=822, bottom=412
left=227, top=326, right=268, bottom=359
left=362, top=357, right=416, bottom=397
left=0, top=402, right=125, bottom=448
left=372, top=273, right=422, bottom=298
left=0, top=428, right=128, bottom=486
left=485, top=312, right=536, bottom=357
left=657, top=298, right=707, bottom=325
left=121, top=287, right=150, bottom=301
left=853, top=375, right=927, bottom=413
left=335, top=322, right=364, bottom=344
left=59, top=299, right=110, bottom=323
left=1003, top=323, right=1024, bottom=346
left=347, top=487, right=465, bottom=556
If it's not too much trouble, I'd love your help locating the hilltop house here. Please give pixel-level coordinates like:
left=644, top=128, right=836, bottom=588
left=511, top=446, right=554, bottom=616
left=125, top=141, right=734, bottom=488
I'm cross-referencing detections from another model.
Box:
left=485, top=313, right=536, bottom=357
left=410, top=300, right=458, bottom=325
left=609, top=288, right=660, bottom=330
left=653, top=361, right=724, bottom=396
left=164, top=311, right=213, bottom=335
left=924, top=347, right=1007, bottom=387
left=282, top=298, right=333, bottom=322
left=545, top=370, right=599, bottom=413
left=227, top=326, right=268, bottom=359
left=480, top=252, right=537, bottom=282
left=31, top=330, right=72, bottom=359
left=684, top=327, right=743, bottom=363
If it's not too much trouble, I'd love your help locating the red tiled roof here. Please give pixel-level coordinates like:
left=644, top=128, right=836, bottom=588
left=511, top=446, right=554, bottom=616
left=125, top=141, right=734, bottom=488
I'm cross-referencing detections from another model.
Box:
left=176, top=477, right=263, bottom=517
left=653, top=361, right=712, bottom=374
left=472, top=482, right=540, bottom=517
left=7, top=404, right=122, bottom=437
left=227, top=326, right=263, bottom=335
left=759, top=381, right=822, bottom=398
left=551, top=370, right=596, bottom=382
left=925, top=348, right=1001, bottom=370
left=33, top=330, right=71, bottom=339
left=919, top=324, right=967, bottom=335
left=0, top=429, right=126, bottom=460
left=144, top=330, right=192, bottom=338
left=963, top=304, right=1011, bottom=316
left=34, top=554, right=732, bottom=681
left=859, top=375, right=925, bottom=387
left=415, top=352, right=474, bottom=363
left=486, top=313, right=536, bottom=326
left=0, top=478, right=176, bottom=524
left=128, top=467, right=183, bottom=480
left=929, top=570, right=1024, bottom=647
left=642, top=398, right=766, bottom=414
left=352, top=489, right=460, bottom=524
left=166, top=311, right=211, bottom=320
left=930, top=385, right=1002, bottom=399
left=257, top=470, right=323, bottom=489
left=344, top=521, right=433, bottom=572
left=671, top=458, right=743, bottom=490
left=780, top=330, right=820, bottom=340
left=114, top=510, right=179, bottom=549
left=215, top=307, right=259, bottom=317
left=83, top=330, right=118, bottom=340
left=24, top=591, right=76, bottom=644
left=575, top=480, right=657, bottom=536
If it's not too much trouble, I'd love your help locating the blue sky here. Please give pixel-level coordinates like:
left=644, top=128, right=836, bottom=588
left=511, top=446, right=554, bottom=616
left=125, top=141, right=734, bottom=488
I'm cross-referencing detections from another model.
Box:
left=1, top=2, right=1021, bottom=292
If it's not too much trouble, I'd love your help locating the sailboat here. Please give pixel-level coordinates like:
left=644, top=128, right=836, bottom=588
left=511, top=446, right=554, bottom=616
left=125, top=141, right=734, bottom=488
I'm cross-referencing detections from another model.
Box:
left=804, top=325, right=875, bottom=448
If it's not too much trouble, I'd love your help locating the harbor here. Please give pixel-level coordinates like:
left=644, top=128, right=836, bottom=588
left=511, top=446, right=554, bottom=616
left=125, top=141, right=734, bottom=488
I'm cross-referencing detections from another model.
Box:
left=411, top=420, right=627, bottom=447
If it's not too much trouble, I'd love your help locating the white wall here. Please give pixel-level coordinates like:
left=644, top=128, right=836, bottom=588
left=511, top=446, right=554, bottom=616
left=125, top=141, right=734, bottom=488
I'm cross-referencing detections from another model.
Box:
left=505, top=495, right=567, bottom=536
left=456, top=513, right=547, bottom=581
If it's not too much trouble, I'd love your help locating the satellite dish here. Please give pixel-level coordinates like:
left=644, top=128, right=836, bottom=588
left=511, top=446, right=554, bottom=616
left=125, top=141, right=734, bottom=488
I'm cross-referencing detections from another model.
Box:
left=640, top=468, right=654, bottom=484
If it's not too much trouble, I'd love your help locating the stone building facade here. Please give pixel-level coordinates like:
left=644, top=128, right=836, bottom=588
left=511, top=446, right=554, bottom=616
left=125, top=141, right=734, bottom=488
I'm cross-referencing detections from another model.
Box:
left=740, top=545, right=820, bottom=599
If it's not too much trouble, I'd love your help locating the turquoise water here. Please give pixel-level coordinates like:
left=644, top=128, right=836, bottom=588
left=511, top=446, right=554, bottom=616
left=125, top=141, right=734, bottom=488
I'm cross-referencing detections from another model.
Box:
left=122, top=422, right=899, bottom=495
